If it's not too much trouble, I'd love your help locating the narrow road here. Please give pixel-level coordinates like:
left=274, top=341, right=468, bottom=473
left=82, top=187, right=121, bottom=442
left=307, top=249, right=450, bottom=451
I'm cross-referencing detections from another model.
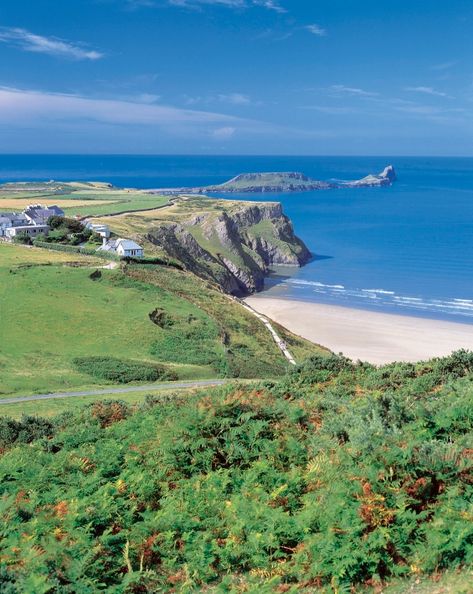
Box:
left=0, top=379, right=227, bottom=405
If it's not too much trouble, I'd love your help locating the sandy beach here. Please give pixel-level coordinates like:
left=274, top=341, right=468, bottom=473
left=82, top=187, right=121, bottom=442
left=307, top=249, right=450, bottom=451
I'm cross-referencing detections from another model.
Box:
left=245, top=297, right=473, bottom=365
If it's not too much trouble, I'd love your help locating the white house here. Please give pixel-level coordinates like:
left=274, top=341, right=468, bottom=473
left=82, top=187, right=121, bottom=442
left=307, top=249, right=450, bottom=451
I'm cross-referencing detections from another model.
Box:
left=84, top=222, right=110, bottom=239
left=98, top=237, right=144, bottom=258
left=5, top=224, right=49, bottom=240
left=0, top=212, right=29, bottom=237
left=116, top=239, right=144, bottom=257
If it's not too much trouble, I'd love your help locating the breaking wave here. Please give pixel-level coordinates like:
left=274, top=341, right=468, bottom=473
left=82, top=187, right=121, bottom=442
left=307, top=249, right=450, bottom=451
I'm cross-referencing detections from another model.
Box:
left=280, top=278, right=473, bottom=319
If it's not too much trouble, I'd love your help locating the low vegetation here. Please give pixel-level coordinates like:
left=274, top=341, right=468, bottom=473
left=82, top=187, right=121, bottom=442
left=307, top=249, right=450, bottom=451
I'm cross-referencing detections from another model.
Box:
left=38, top=216, right=100, bottom=246
left=72, top=356, right=176, bottom=383
left=1, top=351, right=473, bottom=591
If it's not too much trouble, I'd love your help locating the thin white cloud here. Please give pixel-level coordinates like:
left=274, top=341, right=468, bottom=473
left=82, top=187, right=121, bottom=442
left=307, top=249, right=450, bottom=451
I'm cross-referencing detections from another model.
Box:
left=301, top=105, right=357, bottom=115
left=217, top=93, right=251, bottom=105
left=253, top=0, right=286, bottom=13
left=184, top=92, right=253, bottom=105
left=305, top=24, right=327, bottom=37
left=212, top=126, right=236, bottom=138
left=328, top=85, right=379, bottom=98
left=431, top=61, right=457, bottom=71
left=406, top=86, right=452, bottom=98
left=0, top=86, right=238, bottom=126
left=0, top=27, right=103, bottom=60
left=168, top=0, right=285, bottom=11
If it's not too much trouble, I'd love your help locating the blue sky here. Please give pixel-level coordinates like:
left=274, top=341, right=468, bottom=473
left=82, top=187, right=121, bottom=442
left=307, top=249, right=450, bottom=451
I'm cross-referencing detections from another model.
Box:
left=0, top=0, right=472, bottom=155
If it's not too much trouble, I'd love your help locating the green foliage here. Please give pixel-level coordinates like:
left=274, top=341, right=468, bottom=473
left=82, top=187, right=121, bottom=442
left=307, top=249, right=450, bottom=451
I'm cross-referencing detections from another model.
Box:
left=1, top=351, right=473, bottom=591
left=42, top=215, right=94, bottom=245
left=72, top=356, right=177, bottom=383
left=0, top=415, right=54, bottom=451
left=32, top=239, right=121, bottom=260
left=12, top=232, right=32, bottom=245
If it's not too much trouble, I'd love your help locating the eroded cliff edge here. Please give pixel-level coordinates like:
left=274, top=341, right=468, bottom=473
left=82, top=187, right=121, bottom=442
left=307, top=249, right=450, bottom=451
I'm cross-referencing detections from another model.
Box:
left=146, top=199, right=310, bottom=296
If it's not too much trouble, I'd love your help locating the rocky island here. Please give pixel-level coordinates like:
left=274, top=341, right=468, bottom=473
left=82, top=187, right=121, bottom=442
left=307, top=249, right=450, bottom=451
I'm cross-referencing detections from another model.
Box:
left=151, top=165, right=396, bottom=194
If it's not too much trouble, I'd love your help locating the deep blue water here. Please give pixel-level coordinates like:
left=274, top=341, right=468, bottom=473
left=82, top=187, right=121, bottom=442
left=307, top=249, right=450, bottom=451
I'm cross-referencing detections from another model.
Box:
left=1, top=154, right=472, bottom=324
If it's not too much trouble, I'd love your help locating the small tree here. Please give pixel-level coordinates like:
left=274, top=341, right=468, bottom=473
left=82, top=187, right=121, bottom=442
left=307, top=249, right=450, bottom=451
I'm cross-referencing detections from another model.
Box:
left=12, top=232, right=32, bottom=245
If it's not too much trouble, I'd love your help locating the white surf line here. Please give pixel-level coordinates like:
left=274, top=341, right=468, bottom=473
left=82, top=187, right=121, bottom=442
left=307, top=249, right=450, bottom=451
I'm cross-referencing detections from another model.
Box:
left=234, top=297, right=297, bottom=365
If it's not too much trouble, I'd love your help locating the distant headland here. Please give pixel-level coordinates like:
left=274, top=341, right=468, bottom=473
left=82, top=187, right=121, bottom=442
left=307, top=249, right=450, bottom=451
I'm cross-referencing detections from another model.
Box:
left=150, top=165, right=396, bottom=195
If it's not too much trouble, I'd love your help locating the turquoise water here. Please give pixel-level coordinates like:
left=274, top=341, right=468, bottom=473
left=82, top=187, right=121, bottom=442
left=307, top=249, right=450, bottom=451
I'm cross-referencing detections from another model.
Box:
left=1, top=155, right=472, bottom=323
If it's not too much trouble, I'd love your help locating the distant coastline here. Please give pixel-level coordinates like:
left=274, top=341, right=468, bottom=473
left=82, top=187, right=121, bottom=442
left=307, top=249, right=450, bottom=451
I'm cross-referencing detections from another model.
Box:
left=0, top=154, right=471, bottom=324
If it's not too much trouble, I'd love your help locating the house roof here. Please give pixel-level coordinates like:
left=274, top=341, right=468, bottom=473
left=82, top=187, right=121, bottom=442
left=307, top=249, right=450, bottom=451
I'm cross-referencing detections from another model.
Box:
left=116, top=239, right=143, bottom=250
left=0, top=212, right=28, bottom=221
left=98, top=239, right=118, bottom=252
left=24, top=204, right=65, bottom=221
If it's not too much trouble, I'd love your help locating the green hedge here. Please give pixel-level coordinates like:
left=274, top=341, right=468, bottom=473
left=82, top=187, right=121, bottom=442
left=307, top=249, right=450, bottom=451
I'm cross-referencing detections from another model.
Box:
left=32, top=240, right=121, bottom=261
left=72, top=356, right=177, bottom=383
left=32, top=241, right=183, bottom=268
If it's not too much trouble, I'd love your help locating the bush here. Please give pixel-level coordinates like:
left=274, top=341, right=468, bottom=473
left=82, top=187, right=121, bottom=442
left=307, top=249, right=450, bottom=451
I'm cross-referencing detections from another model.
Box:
left=12, top=232, right=32, bottom=245
left=72, top=356, right=177, bottom=383
left=0, top=415, right=54, bottom=451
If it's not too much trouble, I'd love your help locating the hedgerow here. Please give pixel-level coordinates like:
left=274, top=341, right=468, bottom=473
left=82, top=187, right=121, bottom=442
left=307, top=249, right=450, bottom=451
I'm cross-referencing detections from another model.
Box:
left=72, top=356, right=177, bottom=383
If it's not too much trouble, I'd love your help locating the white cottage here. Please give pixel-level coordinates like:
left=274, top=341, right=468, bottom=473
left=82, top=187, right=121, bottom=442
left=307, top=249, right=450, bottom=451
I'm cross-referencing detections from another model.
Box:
left=116, top=239, right=144, bottom=257
left=98, top=237, right=144, bottom=258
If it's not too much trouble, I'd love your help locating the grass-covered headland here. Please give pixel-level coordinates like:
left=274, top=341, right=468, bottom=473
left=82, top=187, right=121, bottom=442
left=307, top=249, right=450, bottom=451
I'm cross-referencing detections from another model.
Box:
left=1, top=351, right=473, bottom=592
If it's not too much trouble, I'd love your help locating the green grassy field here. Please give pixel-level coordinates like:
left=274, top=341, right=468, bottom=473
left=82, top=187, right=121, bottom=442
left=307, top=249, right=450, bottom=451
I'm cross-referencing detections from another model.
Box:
left=61, top=192, right=169, bottom=216
left=0, top=181, right=169, bottom=217
left=0, top=243, right=324, bottom=398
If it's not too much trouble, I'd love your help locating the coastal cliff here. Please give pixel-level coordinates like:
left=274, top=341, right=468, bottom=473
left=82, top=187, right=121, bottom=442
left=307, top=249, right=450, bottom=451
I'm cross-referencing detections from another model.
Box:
left=146, top=199, right=310, bottom=295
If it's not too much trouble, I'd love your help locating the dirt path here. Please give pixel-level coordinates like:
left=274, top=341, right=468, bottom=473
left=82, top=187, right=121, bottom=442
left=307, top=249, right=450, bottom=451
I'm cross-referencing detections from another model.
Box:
left=0, top=379, right=228, bottom=405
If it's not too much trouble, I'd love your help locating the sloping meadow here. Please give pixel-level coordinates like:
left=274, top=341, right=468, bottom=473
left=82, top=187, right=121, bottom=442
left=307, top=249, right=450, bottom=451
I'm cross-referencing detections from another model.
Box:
left=1, top=351, right=473, bottom=592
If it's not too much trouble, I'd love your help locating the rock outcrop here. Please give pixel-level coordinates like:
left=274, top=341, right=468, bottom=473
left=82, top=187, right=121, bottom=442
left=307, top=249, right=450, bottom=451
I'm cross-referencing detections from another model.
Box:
left=147, top=200, right=310, bottom=296
left=342, top=165, right=396, bottom=188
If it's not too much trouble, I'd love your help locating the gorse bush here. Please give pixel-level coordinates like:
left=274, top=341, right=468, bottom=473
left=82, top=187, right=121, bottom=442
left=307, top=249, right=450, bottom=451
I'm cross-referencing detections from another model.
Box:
left=72, top=356, right=177, bottom=383
left=0, top=415, right=54, bottom=452
left=1, top=350, right=473, bottom=592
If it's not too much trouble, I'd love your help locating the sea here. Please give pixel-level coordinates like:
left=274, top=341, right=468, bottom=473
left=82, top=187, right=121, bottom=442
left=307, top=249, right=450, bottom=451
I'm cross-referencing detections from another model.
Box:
left=1, top=154, right=472, bottom=324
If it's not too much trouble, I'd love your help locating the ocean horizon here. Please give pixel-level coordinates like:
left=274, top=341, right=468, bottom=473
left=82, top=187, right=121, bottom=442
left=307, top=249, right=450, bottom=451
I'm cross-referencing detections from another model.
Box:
left=1, top=154, right=472, bottom=325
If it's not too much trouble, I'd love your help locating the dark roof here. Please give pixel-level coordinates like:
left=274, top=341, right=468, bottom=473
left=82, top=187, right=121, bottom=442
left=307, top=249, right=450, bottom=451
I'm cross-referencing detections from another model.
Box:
left=24, top=204, right=65, bottom=222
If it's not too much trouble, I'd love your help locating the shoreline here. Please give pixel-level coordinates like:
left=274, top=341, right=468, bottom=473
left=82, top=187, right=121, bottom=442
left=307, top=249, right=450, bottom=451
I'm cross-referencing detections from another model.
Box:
left=245, top=296, right=473, bottom=364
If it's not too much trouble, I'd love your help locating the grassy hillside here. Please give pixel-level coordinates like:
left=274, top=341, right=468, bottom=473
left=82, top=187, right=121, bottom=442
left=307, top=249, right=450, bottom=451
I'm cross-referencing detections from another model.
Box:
left=1, top=351, right=473, bottom=592
left=0, top=243, right=323, bottom=397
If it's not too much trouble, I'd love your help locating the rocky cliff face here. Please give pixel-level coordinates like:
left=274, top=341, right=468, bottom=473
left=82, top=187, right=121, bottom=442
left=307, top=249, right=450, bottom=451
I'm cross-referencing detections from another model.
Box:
left=147, top=200, right=310, bottom=296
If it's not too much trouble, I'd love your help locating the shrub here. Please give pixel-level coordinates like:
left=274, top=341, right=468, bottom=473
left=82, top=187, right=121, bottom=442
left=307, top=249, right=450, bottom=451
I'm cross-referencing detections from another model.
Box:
left=72, top=356, right=177, bottom=383
left=0, top=415, right=54, bottom=451
left=12, top=232, right=32, bottom=245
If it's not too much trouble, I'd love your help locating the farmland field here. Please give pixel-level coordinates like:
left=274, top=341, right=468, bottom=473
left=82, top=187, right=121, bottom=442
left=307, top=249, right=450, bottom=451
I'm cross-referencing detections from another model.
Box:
left=0, top=181, right=169, bottom=217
